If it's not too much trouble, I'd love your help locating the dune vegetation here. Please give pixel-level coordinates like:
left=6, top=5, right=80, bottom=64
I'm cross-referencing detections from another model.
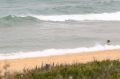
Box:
left=0, top=60, right=120, bottom=79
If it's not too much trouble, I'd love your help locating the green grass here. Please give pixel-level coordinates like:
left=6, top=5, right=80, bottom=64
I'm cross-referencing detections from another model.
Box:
left=2, top=60, right=120, bottom=79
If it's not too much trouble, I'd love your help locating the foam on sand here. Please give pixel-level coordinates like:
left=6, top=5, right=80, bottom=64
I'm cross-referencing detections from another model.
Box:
left=0, top=44, right=120, bottom=60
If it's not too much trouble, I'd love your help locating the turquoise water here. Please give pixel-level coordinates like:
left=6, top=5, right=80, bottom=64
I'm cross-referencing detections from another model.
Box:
left=0, top=0, right=120, bottom=55
left=0, top=0, right=120, bottom=15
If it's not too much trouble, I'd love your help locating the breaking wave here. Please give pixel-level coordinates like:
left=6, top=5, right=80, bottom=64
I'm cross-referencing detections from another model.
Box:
left=0, top=44, right=120, bottom=60
left=31, top=11, right=120, bottom=21
left=0, top=15, right=40, bottom=26
left=0, top=11, right=120, bottom=24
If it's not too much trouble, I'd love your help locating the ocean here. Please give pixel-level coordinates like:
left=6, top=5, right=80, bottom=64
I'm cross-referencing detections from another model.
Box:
left=0, top=0, right=120, bottom=59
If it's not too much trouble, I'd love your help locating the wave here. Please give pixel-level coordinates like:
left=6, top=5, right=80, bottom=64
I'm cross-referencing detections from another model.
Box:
left=0, top=11, right=120, bottom=24
left=0, top=11, right=120, bottom=26
left=0, top=44, right=120, bottom=60
left=0, top=15, right=40, bottom=26
left=0, top=15, right=38, bottom=21
left=31, top=11, right=120, bottom=21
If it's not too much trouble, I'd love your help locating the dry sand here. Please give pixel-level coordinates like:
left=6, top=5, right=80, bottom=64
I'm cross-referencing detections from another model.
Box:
left=0, top=49, right=120, bottom=73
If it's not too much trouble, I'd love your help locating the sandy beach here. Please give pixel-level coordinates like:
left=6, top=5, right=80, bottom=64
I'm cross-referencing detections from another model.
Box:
left=0, top=49, right=120, bottom=73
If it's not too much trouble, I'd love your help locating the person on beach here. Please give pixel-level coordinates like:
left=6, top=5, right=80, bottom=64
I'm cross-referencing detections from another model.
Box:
left=107, top=40, right=111, bottom=45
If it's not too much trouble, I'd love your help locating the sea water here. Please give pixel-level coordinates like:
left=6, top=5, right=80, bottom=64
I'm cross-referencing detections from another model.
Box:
left=0, top=0, right=120, bottom=59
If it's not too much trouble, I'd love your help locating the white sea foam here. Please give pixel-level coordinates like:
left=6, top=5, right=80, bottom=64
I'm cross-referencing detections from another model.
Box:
left=3, top=11, right=120, bottom=22
left=0, top=44, right=120, bottom=60
left=29, top=11, right=120, bottom=21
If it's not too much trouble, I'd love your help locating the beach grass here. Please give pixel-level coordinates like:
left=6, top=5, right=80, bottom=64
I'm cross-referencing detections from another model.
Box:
left=1, top=59, right=120, bottom=79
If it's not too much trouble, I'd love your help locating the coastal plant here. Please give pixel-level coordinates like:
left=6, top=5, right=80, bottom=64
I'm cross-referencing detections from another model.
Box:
left=1, top=60, right=120, bottom=79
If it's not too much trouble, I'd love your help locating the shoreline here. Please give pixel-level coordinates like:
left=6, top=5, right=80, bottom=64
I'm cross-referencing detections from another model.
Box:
left=0, top=44, right=120, bottom=60
left=0, top=49, right=120, bottom=73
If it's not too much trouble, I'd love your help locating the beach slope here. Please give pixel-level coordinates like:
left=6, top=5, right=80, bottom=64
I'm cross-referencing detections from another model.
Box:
left=0, top=49, right=120, bottom=72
